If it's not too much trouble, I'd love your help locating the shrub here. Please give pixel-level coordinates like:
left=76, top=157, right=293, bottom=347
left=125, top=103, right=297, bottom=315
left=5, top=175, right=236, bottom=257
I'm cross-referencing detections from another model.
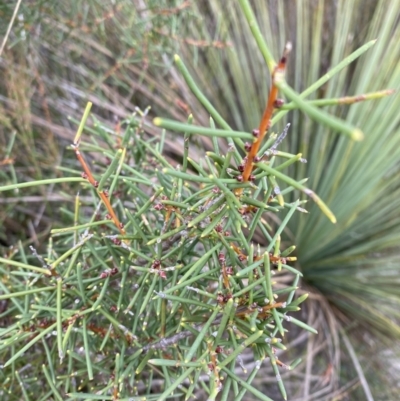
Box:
left=1, top=0, right=399, bottom=400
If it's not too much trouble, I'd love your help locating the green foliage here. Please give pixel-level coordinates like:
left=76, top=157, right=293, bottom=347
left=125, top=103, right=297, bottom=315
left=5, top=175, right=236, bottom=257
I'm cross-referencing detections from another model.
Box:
left=0, top=102, right=315, bottom=399
left=165, top=0, right=400, bottom=344
left=1, top=0, right=400, bottom=400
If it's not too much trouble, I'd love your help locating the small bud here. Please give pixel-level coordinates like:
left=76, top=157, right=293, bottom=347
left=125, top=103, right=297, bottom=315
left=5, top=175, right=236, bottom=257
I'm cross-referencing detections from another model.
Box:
left=110, top=267, right=119, bottom=275
left=223, top=293, right=233, bottom=302
left=215, top=224, right=223, bottom=233
left=238, top=164, right=245, bottom=172
left=154, top=203, right=163, bottom=210
left=252, top=129, right=259, bottom=137
left=273, top=99, right=285, bottom=108
left=236, top=175, right=243, bottom=182
left=215, top=345, right=224, bottom=354
left=112, top=238, right=122, bottom=246
left=253, top=156, right=261, bottom=162
left=152, top=259, right=161, bottom=268
left=225, top=266, right=233, bottom=275
left=81, top=172, right=88, bottom=179
left=105, top=213, right=112, bottom=220
left=244, top=142, right=252, bottom=152
left=249, top=174, right=256, bottom=182
left=93, top=181, right=99, bottom=188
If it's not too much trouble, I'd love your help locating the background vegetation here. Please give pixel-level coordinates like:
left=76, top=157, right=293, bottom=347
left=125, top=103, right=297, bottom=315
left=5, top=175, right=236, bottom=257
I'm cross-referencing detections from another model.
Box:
left=1, top=0, right=399, bottom=400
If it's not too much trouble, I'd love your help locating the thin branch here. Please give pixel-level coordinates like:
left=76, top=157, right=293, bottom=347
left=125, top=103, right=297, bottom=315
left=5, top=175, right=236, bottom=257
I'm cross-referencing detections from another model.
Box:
left=241, top=43, right=292, bottom=183
left=0, top=0, right=23, bottom=57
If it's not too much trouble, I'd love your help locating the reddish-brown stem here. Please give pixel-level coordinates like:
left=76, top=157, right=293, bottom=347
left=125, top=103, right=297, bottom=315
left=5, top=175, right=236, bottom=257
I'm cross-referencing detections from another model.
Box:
left=73, top=144, right=126, bottom=237
left=241, top=44, right=291, bottom=183
left=221, top=265, right=230, bottom=290
left=276, top=358, right=290, bottom=370
left=208, top=342, right=222, bottom=390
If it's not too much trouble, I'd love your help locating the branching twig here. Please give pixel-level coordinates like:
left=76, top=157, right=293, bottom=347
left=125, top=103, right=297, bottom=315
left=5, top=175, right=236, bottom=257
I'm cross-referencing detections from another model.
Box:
left=241, top=43, right=292, bottom=184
